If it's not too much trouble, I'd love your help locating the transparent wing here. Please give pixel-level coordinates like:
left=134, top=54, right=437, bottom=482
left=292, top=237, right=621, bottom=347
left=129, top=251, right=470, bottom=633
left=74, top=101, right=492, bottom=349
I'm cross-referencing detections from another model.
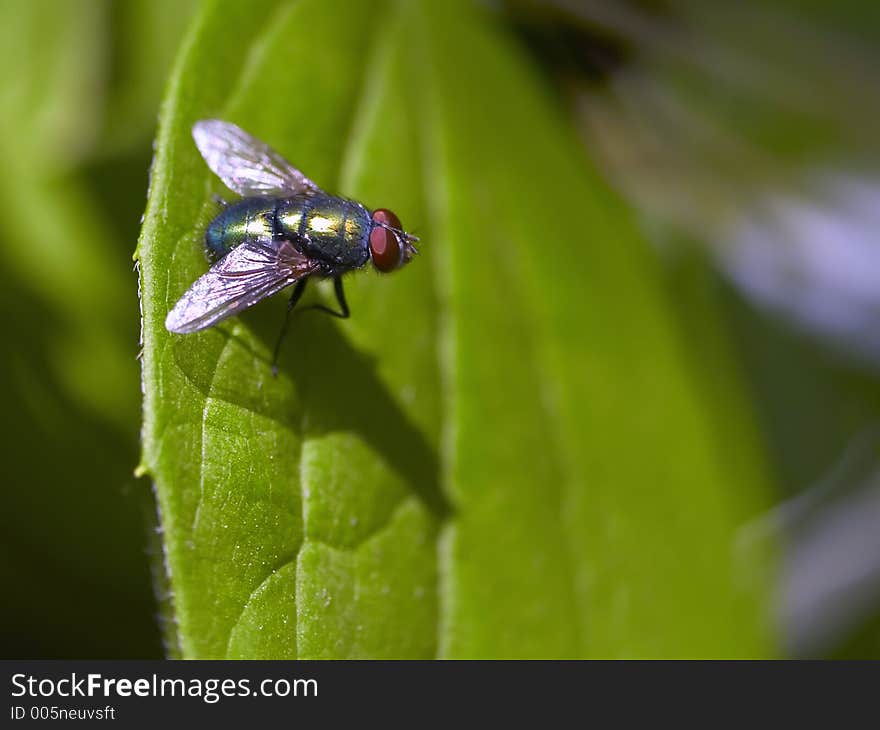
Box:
left=165, top=239, right=320, bottom=334
left=192, top=119, right=322, bottom=197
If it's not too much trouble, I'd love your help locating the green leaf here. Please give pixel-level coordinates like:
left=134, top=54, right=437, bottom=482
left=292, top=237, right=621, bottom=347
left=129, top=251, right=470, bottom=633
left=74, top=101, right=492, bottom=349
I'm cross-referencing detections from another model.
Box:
left=138, top=0, right=776, bottom=658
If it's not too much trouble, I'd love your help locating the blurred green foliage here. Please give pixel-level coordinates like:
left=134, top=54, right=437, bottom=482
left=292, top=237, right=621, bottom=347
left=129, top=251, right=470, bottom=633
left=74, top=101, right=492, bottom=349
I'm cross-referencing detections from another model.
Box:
left=0, top=0, right=195, bottom=657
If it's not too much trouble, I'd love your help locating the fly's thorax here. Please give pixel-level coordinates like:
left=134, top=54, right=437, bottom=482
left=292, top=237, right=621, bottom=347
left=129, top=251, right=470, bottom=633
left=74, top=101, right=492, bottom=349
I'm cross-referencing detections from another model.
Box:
left=277, top=194, right=371, bottom=271
left=205, top=197, right=276, bottom=258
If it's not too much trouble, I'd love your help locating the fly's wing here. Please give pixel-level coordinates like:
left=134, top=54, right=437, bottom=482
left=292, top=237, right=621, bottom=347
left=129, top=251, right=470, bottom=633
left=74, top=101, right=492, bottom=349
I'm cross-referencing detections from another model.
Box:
left=192, top=119, right=322, bottom=197
left=165, top=239, right=319, bottom=334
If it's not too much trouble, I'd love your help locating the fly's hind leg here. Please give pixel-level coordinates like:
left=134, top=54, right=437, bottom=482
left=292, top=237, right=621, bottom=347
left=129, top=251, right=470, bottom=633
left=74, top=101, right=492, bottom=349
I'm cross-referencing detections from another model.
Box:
left=270, top=277, right=351, bottom=376
left=271, top=277, right=309, bottom=376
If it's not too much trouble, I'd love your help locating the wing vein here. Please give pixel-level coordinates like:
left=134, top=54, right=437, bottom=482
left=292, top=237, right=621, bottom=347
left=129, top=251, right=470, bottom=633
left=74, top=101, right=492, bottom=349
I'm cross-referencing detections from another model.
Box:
left=165, top=240, right=318, bottom=334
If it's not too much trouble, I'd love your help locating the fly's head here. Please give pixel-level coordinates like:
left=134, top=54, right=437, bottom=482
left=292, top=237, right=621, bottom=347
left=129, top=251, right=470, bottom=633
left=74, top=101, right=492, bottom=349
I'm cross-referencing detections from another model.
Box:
left=369, top=208, right=418, bottom=273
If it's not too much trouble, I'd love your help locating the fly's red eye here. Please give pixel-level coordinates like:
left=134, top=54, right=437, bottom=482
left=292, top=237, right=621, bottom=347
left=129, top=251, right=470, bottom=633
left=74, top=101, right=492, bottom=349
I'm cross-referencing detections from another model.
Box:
left=370, top=208, right=404, bottom=273
left=371, top=208, right=402, bottom=231
left=369, top=226, right=402, bottom=273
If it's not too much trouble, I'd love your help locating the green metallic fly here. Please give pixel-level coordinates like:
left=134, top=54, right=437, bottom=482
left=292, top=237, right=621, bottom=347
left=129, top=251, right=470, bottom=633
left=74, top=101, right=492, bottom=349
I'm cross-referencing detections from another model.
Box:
left=165, top=119, right=418, bottom=371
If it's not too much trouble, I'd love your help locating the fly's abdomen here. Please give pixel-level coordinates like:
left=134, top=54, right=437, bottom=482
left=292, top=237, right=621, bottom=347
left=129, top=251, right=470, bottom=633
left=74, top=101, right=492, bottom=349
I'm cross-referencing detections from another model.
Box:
left=277, top=194, right=371, bottom=271
left=205, top=198, right=276, bottom=258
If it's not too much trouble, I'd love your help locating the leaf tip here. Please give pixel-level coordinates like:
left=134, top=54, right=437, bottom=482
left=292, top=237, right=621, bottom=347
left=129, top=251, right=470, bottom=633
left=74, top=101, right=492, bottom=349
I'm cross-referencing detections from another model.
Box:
left=134, top=462, right=151, bottom=480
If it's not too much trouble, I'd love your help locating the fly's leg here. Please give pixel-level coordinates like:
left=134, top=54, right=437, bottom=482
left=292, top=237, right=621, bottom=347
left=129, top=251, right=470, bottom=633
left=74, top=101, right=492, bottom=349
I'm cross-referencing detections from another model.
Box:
left=271, top=278, right=309, bottom=376
left=298, top=276, right=350, bottom=318
left=270, top=277, right=350, bottom=376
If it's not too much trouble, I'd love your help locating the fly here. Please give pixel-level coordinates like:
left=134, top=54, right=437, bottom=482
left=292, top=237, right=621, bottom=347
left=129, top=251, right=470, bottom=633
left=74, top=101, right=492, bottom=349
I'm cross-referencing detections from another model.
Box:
left=165, top=119, right=418, bottom=373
